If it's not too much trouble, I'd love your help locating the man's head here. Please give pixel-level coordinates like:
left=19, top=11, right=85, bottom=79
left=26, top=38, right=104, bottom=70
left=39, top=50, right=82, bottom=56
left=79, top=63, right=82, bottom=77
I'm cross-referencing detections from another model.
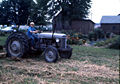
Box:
left=30, top=22, right=35, bottom=27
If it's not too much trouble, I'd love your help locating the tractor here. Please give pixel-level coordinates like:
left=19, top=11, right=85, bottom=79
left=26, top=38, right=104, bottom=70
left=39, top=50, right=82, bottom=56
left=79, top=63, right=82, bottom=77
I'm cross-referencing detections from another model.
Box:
left=5, top=29, right=72, bottom=62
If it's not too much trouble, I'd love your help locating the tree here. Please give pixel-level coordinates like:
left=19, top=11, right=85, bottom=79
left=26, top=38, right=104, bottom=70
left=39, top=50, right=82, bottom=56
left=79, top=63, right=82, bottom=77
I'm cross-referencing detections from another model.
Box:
left=47, top=0, right=92, bottom=20
left=29, top=0, right=50, bottom=25
left=0, top=0, right=92, bottom=25
left=0, top=0, right=10, bottom=25
left=0, top=0, right=33, bottom=25
left=34, top=0, right=91, bottom=26
left=42, top=0, right=91, bottom=29
left=9, top=0, right=33, bottom=25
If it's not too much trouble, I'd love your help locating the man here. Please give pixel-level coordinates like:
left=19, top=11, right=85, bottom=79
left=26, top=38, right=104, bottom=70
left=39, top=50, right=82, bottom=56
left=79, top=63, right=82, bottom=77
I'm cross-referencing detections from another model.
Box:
left=27, top=22, right=39, bottom=50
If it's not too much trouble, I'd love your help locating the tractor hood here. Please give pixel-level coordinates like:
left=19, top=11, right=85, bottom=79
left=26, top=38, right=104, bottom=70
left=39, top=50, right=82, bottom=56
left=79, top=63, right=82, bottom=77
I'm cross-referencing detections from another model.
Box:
left=37, top=32, right=66, bottom=38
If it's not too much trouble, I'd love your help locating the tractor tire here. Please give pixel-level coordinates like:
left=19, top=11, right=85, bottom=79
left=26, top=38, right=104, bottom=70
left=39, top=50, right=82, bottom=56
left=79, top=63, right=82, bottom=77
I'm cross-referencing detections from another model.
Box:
left=6, top=32, right=29, bottom=58
left=59, top=45, right=72, bottom=59
left=43, top=46, right=58, bottom=63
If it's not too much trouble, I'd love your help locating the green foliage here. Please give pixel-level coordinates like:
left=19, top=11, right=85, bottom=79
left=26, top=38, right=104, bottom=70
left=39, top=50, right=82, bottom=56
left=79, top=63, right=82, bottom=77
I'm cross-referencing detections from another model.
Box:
left=0, top=0, right=92, bottom=25
left=94, top=29, right=105, bottom=39
left=94, top=41, right=105, bottom=47
left=88, top=29, right=105, bottom=41
left=95, top=36, right=120, bottom=49
left=0, top=0, right=33, bottom=25
left=109, top=36, right=120, bottom=49
left=106, top=32, right=111, bottom=38
left=62, top=31, right=87, bottom=45
left=0, top=0, right=9, bottom=25
left=0, top=34, right=9, bottom=46
left=29, top=0, right=49, bottom=25
left=88, top=31, right=97, bottom=41
left=47, top=0, right=92, bottom=20
left=72, top=45, right=119, bottom=69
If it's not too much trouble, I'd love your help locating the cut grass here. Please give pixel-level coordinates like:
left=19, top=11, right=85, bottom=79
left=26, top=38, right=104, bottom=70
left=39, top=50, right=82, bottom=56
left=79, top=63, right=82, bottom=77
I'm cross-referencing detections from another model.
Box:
left=0, top=45, right=119, bottom=83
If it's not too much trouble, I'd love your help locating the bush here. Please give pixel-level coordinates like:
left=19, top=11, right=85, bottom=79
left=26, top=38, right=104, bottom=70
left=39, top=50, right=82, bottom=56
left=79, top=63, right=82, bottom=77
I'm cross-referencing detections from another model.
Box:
left=106, top=32, right=111, bottom=38
left=95, top=36, right=120, bottom=49
left=79, top=39, right=84, bottom=45
left=62, top=30, right=86, bottom=45
left=94, top=29, right=105, bottom=39
left=94, top=41, right=105, bottom=47
left=109, top=36, right=120, bottom=49
left=88, top=31, right=97, bottom=41
left=88, top=29, right=105, bottom=41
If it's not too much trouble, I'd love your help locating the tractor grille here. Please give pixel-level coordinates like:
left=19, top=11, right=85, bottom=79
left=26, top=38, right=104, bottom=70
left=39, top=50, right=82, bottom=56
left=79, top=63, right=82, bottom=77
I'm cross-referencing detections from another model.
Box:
left=60, top=38, right=67, bottom=48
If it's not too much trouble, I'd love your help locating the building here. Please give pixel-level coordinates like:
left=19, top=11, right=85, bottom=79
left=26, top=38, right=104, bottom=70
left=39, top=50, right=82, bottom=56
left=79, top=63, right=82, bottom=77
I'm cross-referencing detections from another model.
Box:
left=100, top=16, right=120, bottom=34
left=53, top=12, right=95, bottom=34
left=71, top=19, right=94, bottom=34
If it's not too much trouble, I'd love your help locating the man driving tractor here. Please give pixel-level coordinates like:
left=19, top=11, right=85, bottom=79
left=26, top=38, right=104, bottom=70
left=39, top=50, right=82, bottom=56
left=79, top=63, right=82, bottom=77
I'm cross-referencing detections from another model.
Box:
left=6, top=21, right=72, bottom=62
left=27, top=22, right=39, bottom=50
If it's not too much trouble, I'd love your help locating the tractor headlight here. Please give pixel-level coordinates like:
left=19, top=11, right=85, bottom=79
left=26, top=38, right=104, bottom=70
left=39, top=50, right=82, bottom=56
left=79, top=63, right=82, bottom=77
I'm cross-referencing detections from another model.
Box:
left=56, top=38, right=60, bottom=43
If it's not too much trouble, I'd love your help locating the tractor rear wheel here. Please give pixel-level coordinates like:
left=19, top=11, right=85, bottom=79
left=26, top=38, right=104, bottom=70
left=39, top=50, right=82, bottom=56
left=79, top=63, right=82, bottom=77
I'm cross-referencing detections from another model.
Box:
left=6, top=32, right=29, bottom=58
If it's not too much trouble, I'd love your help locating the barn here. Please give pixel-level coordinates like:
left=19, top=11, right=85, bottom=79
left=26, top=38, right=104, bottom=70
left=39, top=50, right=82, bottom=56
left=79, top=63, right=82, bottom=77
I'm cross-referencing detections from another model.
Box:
left=53, top=11, right=95, bottom=34
left=100, top=16, right=120, bottom=34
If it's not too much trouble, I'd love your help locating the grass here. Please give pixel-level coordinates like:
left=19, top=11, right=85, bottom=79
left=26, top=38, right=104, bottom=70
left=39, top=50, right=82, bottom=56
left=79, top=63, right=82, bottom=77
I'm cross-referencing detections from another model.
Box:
left=72, top=45, right=119, bottom=70
left=0, top=34, right=9, bottom=46
left=0, top=35, right=119, bottom=83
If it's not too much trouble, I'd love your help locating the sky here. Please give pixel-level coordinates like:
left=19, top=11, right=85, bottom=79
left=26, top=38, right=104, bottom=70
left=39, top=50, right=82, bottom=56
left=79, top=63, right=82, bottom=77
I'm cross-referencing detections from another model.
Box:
left=0, top=0, right=120, bottom=23
left=89, top=0, right=120, bottom=23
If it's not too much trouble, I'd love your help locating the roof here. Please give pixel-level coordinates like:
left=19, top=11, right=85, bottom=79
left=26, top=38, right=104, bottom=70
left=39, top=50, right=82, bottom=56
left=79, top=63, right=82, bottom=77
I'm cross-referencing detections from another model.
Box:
left=72, top=19, right=95, bottom=24
left=101, top=16, right=120, bottom=24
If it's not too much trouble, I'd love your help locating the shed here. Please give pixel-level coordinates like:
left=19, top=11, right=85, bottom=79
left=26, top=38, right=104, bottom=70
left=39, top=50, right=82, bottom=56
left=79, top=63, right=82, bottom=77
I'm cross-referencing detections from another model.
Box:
left=100, top=16, right=120, bottom=34
left=53, top=11, right=94, bottom=34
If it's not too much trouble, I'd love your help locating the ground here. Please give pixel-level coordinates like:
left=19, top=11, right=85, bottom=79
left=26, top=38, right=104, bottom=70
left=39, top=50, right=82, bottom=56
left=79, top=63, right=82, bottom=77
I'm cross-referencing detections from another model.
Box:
left=0, top=45, right=119, bottom=84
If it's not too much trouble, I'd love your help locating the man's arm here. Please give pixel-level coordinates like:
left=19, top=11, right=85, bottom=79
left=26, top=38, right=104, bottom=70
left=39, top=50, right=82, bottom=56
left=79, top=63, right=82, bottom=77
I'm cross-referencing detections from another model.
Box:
left=29, top=27, right=39, bottom=34
left=30, top=30, right=39, bottom=34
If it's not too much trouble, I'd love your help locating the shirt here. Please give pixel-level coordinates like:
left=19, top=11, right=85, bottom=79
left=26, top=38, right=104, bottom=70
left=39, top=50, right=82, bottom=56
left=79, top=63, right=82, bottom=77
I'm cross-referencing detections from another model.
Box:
left=27, top=27, right=36, bottom=38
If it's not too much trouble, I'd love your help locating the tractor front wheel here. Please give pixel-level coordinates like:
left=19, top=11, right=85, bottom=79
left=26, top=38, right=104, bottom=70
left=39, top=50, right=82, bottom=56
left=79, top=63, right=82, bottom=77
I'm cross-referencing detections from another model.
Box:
left=43, top=46, right=58, bottom=63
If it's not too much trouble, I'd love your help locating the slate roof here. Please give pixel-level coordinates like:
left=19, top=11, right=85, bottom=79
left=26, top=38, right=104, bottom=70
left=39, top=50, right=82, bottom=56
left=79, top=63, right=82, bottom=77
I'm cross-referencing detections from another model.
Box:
left=101, top=16, right=120, bottom=24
